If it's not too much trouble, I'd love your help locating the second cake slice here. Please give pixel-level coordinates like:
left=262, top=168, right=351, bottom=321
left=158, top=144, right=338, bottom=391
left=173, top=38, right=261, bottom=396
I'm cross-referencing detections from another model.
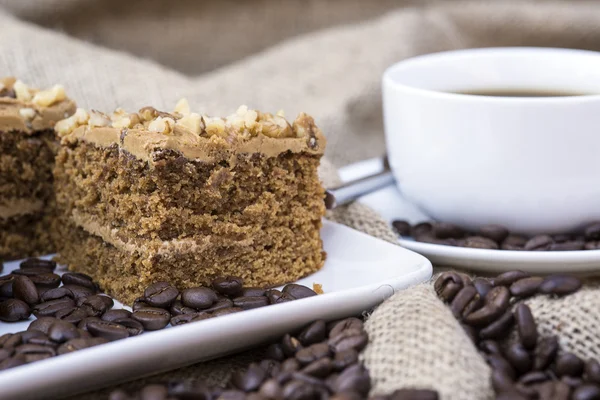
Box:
left=54, top=101, right=326, bottom=303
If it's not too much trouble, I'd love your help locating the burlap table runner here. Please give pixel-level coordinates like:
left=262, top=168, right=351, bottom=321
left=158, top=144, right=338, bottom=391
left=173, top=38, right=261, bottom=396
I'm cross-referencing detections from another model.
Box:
left=1, top=1, right=600, bottom=398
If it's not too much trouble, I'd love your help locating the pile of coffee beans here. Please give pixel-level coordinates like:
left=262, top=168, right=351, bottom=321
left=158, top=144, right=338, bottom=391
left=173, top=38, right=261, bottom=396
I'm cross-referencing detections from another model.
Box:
left=109, top=317, right=439, bottom=400
left=435, top=270, right=600, bottom=399
left=392, top=220, right=600, bottom=251
left=0, top=258, right=319, bottom=372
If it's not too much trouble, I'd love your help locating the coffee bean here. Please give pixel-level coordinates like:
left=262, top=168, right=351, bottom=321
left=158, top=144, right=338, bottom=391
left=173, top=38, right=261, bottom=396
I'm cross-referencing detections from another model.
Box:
left=113, top=318, right=144, bottom=336
left=55, top=307, right=88, bottom=324
left=2, top=333, right=23, bottom=349
left=12, top=275, right=39, bottom=305
left=203, top=298, right=233, bottom=312
left=57, top=337, right=108, bottom=355
left=556, top=353, right=585, bottom=377
left=0, top=348, right=12, bottom=363
left=281, top=334, right=303, bottom=357
left=538, top=275, right=582, bottom=296
left=492, top=270, right=530, bottom=287
left=550, top=241, right=585, bottom=251
left=479, top=310, right=514, bottom=340
left=562, top=375, right=584, bottom=388
left=27, top=335, right=56, bottom=348
left=411, top=222, right=432, bottom=238
left=463, top=236, right=499, bottom=249
left=143, top=282, right=179, bottom=308
left=169, top=300, right=196, bottom=316
left=389, top=389, right=439, bottom=400
left=20, top=258, right=56, bottom=271
left=170, top=313, right=198, bottom=326
left=472, top=278, right=492, bottom=298
left=450, top=285, right=479, bottom=319
left=0, top=280, right=13, bottom=298
left=33, top=297, right=74, bottom=318
left=62, top=284, right=94, bottom=300
left=504, top=342, right=532, bottom=374
left=233, top=296, right=269, bottom=310
left=333, top=349, right=358, bottom=371
left=281, top=379, right=318, bottom=400
left=131, top=307, right=170, bottom=331
left=265, top=343, right=285, bottom=361
left=533, top=336, right=559, bottom=370
left=102, top=309, right=132, bottom=322
left=0, top=355, right=26, bottom=370
left=524, top=235, right=554, bottom=251
left=519, top=371, right=548, bottom=385
left=211, top=276, right=243, bottom=297
left=533, top=381, right=570, bottom=400
left=491, top=368, right=515, bottom=394
left=0, top=298, right=31, bottom=321
left=510, top=277, right=544, bottom=298
left=212, top=307, right=242, bottom=317
left=477, top=225, right=509, bottom=244
left=501, top=235, right=528, bottom=250
left=432, top=222, right=464, bottom=239
left=78, top=295, right=113, bottom=317
left=464, top=286, right=510, bottom=327
left=328, top=330, right=368, bottom=353
left=259, top=379, right=283, bottom=399
left=181, top=287, right=218, bottom=309
left=239, top=287, right=265, bottom=297
left=78, top=316, right=102, bottom=331
left=61, top=272, right=97, bottom=291
left=295, top=343, right=330, bottom=365
left=265, top=289, right=284, bottom=304
left=217, top=389, right=246, bottom=400
left=48, top=320, right=80, bottom=343
left=282, top=284, right=317, bottom=300
left=586, top=360, right=600, bottom=384
left=14, top=343, right=56, bottom=358
left=281, top=358, right=301, bottom=373
left=167, top=381, right=213, bottom=399
left=392, top=220, right=411, bottom=236
left=298, top=320, right=326, bottom=346
left=573, top=384, right=600, bottom=400
left=259, top=359, right=281, bottom=378
left=87, top=320, right=129, bottom=341
left=329, top=318, right=364, bottom=339
left=231, top=363, right=267, bottom=392
left=515, top=304, right=537, bottom=350
left=584, top=222, right=600, bottom=241
left=29, top=273, right=61, bottom=289
left=301, top=357, right=332, bottom=378
left=41, top=287, right=74, bottom=302
left=333, top=364, right=371, bottom=395
left=12, top=267, right=52, bottom=277
left=486, top=353, right=516, bottom=380
left=28, top=317, right=57, bottom=334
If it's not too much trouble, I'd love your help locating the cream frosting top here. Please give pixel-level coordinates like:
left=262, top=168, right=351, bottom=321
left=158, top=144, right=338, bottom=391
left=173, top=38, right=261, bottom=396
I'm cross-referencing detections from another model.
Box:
left=0, top=77, right=76, bottom=133
left=57, top=100, right=326, bottom=163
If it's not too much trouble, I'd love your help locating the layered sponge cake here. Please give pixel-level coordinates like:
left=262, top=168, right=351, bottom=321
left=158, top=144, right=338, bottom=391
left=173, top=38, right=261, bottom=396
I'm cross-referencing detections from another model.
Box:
left=0, top=77, right=75, bottom=260
left=53, top=101, right=326, bottom=303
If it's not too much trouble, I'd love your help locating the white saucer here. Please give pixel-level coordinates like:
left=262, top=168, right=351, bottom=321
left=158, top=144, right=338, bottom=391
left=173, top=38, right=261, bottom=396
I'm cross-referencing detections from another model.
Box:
left=339, top=158, right=600, bottom=274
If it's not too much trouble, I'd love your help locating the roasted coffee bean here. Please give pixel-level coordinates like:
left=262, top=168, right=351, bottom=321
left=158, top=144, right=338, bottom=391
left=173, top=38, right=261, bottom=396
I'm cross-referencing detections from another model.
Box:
left=572, top=384, right=600, bottom=400
left=538, top=275, right=582, bottom=296
left=533, top=336, right=559, bottom=370
left=333, top=349, right=358, bottom=371
left=48, top=320, right=80, bottom=343
left=78, top=317, right=102, bottom=331
left=282, top=284, right=317, bottom=300
left=265, top=289, right=284, bottom=304
left=181, top=287, right=218, bottom=309
left=259, top=379, right=283, bottom=399
left=492, top=270, right=530, bottom=287
left=0, top=298, right=31, bottom=321
left=298, top=320, right=326, bottom=346
left=464, top=286, right=510, bottom=327
left=57, top=337, right=108, bottom=355
left=170, top=313, right=198, bottom=326
left=113, top=318, right=144, bottom=336
left=491, top=369, right=515, bottom=394
left=479, top=310, right=514, bottom=340
left=12, top=275, right=39, bottom=305
left=504, top=342, right=532, bottom=374
left=472, top=278, right=492, bottom=298
left=212, top=307, right=242, bottom=317
left=78, top=295, right=113, bottom=317
left=233, top=296, right=269, bottom=310
left=333, top=364, right=371, bottom=395
left=295, top=342, right=330, bottom=365
left=281, top=379, right=318, bottom=400
left=62, top=284, right=94, bottom=300
left=562, top=375, right=583, bottom=388
left=550, top=241, right=586, bottom=251
left=329, top=318, right=364, bottom=338
left=515, top=304, right=537, bottom=350
left=20, top=258, right=57, bottom=271
left=1, top=333, right=23, bottom=349
left=27, top=334, right=56, bottom=348
left=486, top=354, right=517, bottom=380
left=14, top=343, right=56, bottom=357
left=585, top=222, right=600, bottom=241
left=519, top=370, right=549, bottom=385
left=411, top=222, right=432, bottom=237
left=217, top=389, right=246, bottom=400
left=463, top=236, right=499, bottom=249
left=281, top=358, right=301, bottom=373
left=232, top=363, right=266, bottom=391
left=0, top=355, right=26, bottom=370
left=478, top=224, right=509, bottom=244
left=0, top=348, right=12, bottom=362
left=556, top=352, right=585, bottom=377
left=203, top=298, right=233, bottom=313
left=259, top=359, right=281, bottom=377
left=167, top=381, right=212, bottom=399
left=29, top=273, right=61, bottom=289
left=55, top=307, right=88, bottom=324
left=240, top=287, right=266, bottom=297
left=281, top=334, right=303, bottom=357
left=131, top=307, right=170, bottom=331
left=586, top=360, right=600, bottom=384
left=87, top=320, right=129, bottom=341
left=61, top=272, right=97, bottom=290
left=510, top=276, right=544, bottom=298
left=143, top=281, right=179, bottom=308
left=432, top=222, right=464, bottom=239
left=392, top=220, right=411, bottom=236
left=450, top=285, right=479, bottom=319
left=328, top=330, right=368, bottom=353
left=0, top=280, right=13, bottom=298
left=28, top=316, right=58, bottom=334
left=169, top=300, right=196, bottom=316
left=264, top=343, right=286, bottom=362
left=533, top=381, right=570, bottom=400
left=301, top=357, right=332, bottom=378
left=131, top=298, right=151, bottom=312
left=502, top=235, right=528, bottom=250
left=41, top=287, right=74, bottom=302
left=389, top=389, right=439, bottom=400
left=32, top=297, right=74, bottom=318
left=479, top=340, right=502, bottom=355
left=524, top=235, right=554, bottom=251
left=12, top=267, right=53, bottom=276
left=102, top=309, right=132, bottom=322
left=211, top=276, right=244, bottom=297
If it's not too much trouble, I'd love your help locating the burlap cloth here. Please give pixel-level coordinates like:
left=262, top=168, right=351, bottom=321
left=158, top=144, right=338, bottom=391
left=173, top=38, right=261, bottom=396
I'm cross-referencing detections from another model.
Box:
left=1, top=1, right=600, bottom=398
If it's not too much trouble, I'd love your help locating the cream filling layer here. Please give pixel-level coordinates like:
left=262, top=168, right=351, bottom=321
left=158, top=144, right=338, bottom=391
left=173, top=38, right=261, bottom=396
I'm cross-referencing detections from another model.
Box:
left=0, top=198, right=44, bottom=219
left=71, top=209, right=254, bottom=255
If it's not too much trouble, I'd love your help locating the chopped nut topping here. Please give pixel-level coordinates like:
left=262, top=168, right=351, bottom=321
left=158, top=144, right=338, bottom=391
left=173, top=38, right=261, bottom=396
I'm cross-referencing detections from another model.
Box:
left=55, top=108, right=89, bottom=136
left=176, top=113, right=203, bottom=134
left=13, top=80, right=32, bottom=102
left=88, top=110, right=111, bottom=128
left=32, top=85, right=66, bottom=107
left=203, top=117, right=226, bottom=137
left=18, top=108, right=36, bottom=121
left=148, top=116, right=175, bottom=134
left=174, top=98, right=190, bottom=116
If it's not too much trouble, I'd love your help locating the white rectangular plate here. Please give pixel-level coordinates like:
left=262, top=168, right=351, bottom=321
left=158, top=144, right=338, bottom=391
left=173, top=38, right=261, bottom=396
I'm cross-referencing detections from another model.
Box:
left=0, top=220, right=431, bottom=400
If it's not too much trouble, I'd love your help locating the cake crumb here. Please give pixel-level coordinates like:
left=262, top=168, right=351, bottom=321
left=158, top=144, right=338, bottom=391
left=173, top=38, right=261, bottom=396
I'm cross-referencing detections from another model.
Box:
left=313, top=283, right=323, bottom=294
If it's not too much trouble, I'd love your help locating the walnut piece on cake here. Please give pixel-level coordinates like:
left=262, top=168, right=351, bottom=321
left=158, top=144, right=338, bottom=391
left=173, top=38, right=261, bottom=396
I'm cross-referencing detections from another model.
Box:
left=0, top=77, right=76, bottom=260
left=54, top=100, right=327, bottom=303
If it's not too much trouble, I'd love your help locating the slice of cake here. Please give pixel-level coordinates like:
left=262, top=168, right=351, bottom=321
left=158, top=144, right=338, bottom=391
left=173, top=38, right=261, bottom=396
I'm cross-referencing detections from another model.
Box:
left=54, top=101, right=326, bottom=303
left=0, top=77, right=76, bottom=260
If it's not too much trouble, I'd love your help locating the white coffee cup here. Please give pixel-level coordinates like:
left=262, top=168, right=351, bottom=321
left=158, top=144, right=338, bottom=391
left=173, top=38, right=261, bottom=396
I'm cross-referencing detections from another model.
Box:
left=383, top=47, right=600, bottom=235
